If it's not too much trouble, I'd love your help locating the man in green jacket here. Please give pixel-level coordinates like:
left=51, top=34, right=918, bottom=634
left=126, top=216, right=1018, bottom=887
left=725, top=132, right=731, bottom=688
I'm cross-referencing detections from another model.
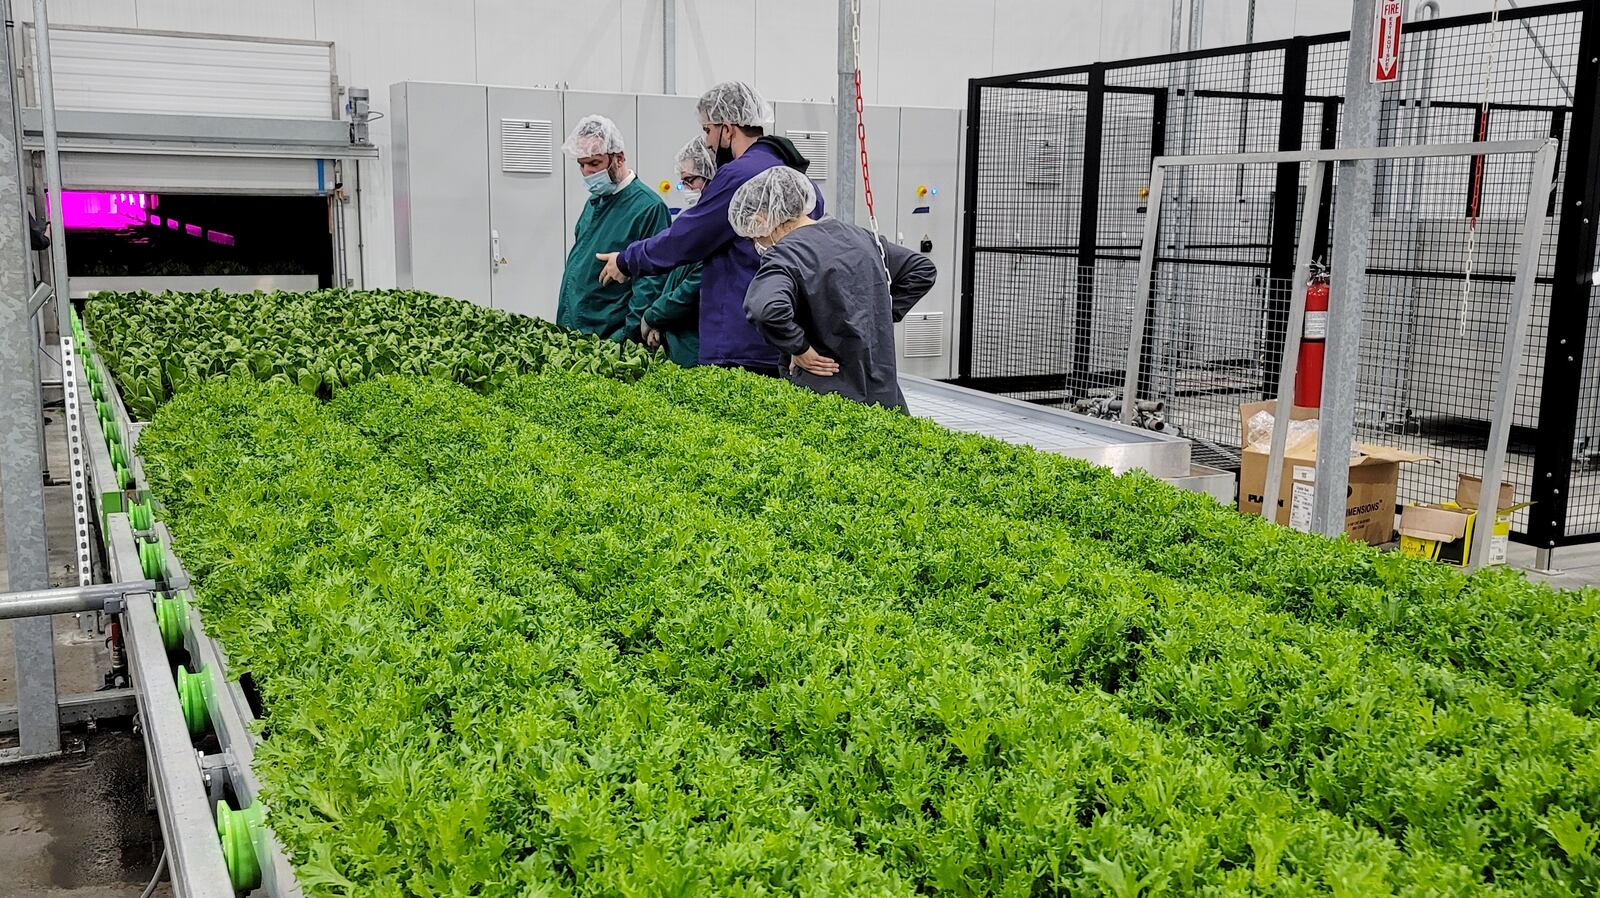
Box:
left=556, top=115, right=670, bottom=341
left=629, top=138, right=716, bottom=367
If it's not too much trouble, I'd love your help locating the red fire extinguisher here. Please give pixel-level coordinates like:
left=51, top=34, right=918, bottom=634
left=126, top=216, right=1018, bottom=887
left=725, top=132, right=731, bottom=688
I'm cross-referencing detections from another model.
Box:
left=1294, top=265, right=1331, bottom=408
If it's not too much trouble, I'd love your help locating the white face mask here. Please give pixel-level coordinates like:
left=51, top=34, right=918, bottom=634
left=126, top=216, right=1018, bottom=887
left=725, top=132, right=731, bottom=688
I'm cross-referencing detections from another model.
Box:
left=680, top=188, right=701, bottom=207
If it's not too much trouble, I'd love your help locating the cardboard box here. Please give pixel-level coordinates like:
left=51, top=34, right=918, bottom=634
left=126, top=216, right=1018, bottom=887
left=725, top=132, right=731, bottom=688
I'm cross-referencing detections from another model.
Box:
left=1398, top=474, right=1528, bottom=567
left=1236, top=401, right=1430, bottom=545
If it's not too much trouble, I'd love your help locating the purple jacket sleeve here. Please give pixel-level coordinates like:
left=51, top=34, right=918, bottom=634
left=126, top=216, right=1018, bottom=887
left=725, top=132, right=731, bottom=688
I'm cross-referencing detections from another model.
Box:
left=617, top=173, right=741, bottom=278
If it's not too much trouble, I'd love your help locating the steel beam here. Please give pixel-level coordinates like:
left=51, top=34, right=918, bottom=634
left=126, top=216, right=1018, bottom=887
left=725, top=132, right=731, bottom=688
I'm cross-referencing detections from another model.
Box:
left=0, top=0, right=54, bottom=758
left=1469, top=141, right=1559, bottom=570
left=834, top=0, right=858, bottom=221
left=1261, top=160, right=1329, bottom=521
left=0, top=687, right=136, bottom=733
left=0, top=578, right=162, bottom=620
left=107, top=517, right=235, bottom=898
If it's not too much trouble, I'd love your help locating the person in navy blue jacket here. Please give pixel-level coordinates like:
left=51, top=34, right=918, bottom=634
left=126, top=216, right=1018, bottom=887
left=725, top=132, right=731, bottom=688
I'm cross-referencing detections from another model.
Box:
left=595, top=81, right=823, bottom=377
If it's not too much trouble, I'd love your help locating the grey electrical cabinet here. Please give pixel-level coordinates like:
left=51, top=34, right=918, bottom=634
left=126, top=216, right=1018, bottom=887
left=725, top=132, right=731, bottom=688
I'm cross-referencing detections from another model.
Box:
left=392, top=82, right=493, bottom=307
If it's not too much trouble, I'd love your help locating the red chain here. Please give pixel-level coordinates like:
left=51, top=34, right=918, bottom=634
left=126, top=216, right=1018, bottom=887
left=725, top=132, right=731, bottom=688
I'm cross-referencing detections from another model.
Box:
left=854, top=70, right=875, bottom=221
left=1468, top=108, right=1488, bottom=227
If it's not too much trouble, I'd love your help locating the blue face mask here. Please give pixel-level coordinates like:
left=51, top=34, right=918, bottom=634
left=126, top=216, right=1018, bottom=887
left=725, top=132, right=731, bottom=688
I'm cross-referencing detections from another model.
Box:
left=583, top=168, right=616, bottom=198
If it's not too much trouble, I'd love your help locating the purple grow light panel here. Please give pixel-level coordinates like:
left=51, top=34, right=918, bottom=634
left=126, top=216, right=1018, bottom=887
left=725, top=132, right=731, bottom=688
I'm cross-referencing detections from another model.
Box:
left=61, top=191, right=156, bottom=229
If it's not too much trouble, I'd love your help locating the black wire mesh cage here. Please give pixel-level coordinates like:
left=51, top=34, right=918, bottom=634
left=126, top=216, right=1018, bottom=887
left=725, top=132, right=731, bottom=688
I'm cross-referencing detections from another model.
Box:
left=959, top=1, right=1600, bottom=551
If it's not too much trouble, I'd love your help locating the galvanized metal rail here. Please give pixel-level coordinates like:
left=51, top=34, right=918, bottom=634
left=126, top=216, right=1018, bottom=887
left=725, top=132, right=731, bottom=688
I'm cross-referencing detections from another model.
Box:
left=77, top=317, right=304, bottom=898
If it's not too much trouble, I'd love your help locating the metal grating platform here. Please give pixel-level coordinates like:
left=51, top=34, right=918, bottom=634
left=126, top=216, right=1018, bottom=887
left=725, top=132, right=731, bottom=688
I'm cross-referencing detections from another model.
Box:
left=900, top=376, right=1192, bottom=478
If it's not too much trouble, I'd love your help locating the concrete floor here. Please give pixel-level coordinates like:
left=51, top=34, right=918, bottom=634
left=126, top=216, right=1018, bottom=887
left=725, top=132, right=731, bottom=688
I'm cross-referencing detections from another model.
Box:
left=2, top=405, right=163, bottom=898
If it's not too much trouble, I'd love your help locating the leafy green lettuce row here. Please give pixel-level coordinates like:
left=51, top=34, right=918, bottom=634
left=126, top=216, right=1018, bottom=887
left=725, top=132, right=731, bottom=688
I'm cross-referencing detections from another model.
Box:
left=84, top=288, right=661, bottom=420
left=488, top=371, right=1600, bottom=893
left=139, top=375, right=1599, bottom=896
left=640, top=366, right=1600, bottom=719
left=142, top=381, right=914, bottom=898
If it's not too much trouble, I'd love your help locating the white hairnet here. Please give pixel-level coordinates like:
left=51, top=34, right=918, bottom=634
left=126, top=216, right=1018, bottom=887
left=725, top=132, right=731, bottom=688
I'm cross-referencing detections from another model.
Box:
left=697, top=81, right=774, bottom=128
left=729, top=167, right=817, bottom=239
left=562, top=115, right=625, bottom=158
left=675, top=138, right=716, bottom=181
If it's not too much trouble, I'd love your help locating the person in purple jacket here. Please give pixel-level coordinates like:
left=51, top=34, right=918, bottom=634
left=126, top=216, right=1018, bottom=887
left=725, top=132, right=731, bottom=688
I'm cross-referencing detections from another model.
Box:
left=595, top=81, right=823, bottom=376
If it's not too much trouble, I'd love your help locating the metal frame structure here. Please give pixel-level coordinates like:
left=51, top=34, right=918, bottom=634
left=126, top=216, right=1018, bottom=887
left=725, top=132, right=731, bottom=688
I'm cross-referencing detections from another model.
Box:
left=960, top=0, right=1600, bottom=559
left=1124, top=139, right=1559, bottom=570
left=0, top=312, right=304, bottom=893
left=77, top=324, right=304, bottom=897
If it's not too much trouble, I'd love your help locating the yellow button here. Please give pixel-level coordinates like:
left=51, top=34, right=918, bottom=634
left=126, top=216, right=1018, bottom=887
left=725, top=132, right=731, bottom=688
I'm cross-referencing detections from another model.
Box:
left=916, top=184, right=929, bottom=198
left=659, top=179, right=672, bottom=193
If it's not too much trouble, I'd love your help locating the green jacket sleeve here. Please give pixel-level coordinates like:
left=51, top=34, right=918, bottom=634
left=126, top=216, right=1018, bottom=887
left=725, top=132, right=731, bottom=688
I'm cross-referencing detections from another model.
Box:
left=624, top=201, right=676, bottom=339
left=644, top=263, right=701, bottom=330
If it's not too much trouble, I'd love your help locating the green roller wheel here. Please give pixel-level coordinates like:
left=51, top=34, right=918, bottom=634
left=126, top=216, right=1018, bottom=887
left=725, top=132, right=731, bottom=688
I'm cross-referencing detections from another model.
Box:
left=128, top=497, right=154, bottom=531
left=154, top=593, right=188, bottom=651
left=216, top=802, right=265, bottom=893
left=175, top=665, right=210, bottom=736
left=110, top=441, right=127, bottom=470
left=116, top=463, right=133, bottom=490
left=138, top=537, right=164, bottom=580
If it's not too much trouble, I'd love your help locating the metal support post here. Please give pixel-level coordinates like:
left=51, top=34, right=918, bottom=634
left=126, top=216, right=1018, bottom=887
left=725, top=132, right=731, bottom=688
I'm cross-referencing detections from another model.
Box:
left=1121, top=164, right=1167, bottom=423
left=1471, top=140, right=1559, bottom=570
left=957, top=80, right=982, bottom=380
left=1263, top=39, right=1310, bottom=397
left=662, top=0, right=676, bottom=95
left=834, top=0, right=857, bottom=222
left=1312, top=0, right=1392, bottom=538
left=32, top=1, right=92, bottom=596
left=1071, top=66, right=1105, bottom=395
left=0, top=0, right=56, bottom=758
left=1261, top=160, right=1329, bottom=521
left=1529, top=3, right=1600, bottom=553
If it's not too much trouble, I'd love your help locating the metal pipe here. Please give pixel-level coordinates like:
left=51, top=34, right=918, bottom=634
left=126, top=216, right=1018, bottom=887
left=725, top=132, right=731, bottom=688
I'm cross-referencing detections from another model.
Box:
left=1260, top=160, right=1328, bottom=521
left=834, top=0, right=857, bottom=221
left=663, top=0, right=676, bottom=95
left=32, top=1, right=66, bottom=318
left=0, top=579, right=163, bottom=620
left=1121, top=164, right=1167, bottom=423
left=0, top=0, right=54, bottom=759
left=34, top=2, right=93, bottom=627
left=354, top=159, right=366, bottom=288
left=26, top=281, right=49, bottom=315
left=1468, top=140, right=1558, bottom=570
left=1313, top=0, right=1390, bottom=537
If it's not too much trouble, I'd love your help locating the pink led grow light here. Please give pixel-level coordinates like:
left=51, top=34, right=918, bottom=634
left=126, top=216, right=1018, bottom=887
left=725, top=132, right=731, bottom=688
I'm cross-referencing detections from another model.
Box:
left=61, top=191, right=158, bottom=230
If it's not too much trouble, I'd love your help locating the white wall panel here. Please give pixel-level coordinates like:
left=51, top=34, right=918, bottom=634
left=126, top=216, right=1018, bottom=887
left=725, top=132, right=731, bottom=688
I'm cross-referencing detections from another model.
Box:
left=992, top=0, right=1102, bottom=75
left=1200, top=0, right=1251, bottom=47
left=12, top=0, right=139, bottom=28
left=1294, top=0, right=1356, bottom=37
left=877, top=0, right=993, bottom=108
left=754, top=0, right=835, bottom=103
left=122, top=0, right=317, bottom=41
left=31, top=27, right=335, bottom=118
left=1098, top=1, right=1170, bottom=61
left=1250, top=0, right=1299, bottom=42
left=37, top=0, right=1578, bottom=292
left=61, top=152, right=324, bottom=194
left=621, top=0, right=666, bottom=93
left=673, top=0, right=756, bottom=101
left=475, top=0, right=625, bottom=90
